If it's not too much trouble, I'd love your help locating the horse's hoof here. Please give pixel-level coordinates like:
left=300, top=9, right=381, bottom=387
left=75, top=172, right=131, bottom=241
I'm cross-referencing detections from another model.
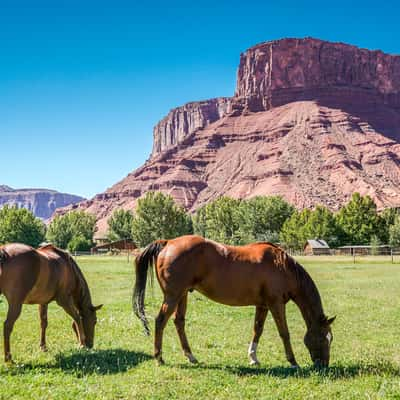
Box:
left=156, top=357, right=165, bottom=366
left=40, top=345, right=48, bottom=352
left=249, top=359, right=260, bottom=366
left=5, top=357, right=14, bottom=365
left=290, top=364, right=300, bottom=369
left=187, top=355, right=198, bottom=364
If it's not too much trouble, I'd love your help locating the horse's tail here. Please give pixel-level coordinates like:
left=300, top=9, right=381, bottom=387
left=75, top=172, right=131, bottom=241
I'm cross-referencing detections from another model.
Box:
left=132, top=240, right=168, bottom=335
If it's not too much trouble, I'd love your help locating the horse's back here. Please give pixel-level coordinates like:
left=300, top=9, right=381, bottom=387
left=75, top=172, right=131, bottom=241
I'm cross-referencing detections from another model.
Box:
left=0, top=243, right=42, bottom=302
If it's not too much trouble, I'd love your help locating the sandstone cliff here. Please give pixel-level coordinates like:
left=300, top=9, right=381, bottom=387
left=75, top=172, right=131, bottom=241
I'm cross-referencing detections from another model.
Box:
left=57, top=38, right=400, bottom=235
left=0, top=186, right=85, bottom=219
left=152, top=97, right=231, bottom=155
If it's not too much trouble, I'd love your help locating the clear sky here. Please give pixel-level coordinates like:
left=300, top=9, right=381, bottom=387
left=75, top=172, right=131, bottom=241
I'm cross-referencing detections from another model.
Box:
left=2, top=0, right=400, bottom=198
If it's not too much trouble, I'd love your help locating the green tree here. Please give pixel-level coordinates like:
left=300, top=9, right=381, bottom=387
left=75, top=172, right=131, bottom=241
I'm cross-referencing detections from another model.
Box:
left=192, top=205, right=207, bottom=237
left=67, top=235, right=93, bottom=252
left=131, top=192, right=192, bottom=247
left=46, top=210, right=96, bottom=249
left=193, top=197, right=242, bottom=244
left=336, top=193, right=380, bottom=245
left=280, top=209, right=311, bottom=250
left=389, top=215, right=400, bottom=248
left=107, top=209, right=134, bottom=241
left=379, top=207, right=400, bottom=243
left=0, top=205, right=46, bottom=247
left=237, top=196, right=294, bottom=243
left=303, top=205, right=343, bottom=247
left=370, top=234, right=381, bottom=256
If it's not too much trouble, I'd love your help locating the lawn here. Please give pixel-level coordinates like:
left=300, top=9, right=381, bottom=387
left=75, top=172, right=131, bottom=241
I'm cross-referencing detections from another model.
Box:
left=0, top=255, right=399, bottom=399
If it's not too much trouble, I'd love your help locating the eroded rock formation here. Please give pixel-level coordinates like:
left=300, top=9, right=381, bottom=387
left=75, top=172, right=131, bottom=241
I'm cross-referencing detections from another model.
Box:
left=0, top=186, right=85, bottom=219
left=56, top=38, right=400, bottom=235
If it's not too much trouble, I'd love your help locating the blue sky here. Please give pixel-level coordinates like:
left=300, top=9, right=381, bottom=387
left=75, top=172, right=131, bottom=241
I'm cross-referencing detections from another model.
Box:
left=1, top=0, right=400, bottom=198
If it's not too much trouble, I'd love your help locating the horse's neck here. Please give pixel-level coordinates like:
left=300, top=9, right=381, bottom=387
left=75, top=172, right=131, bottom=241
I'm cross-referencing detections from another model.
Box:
left=70, top=264, right=91, bottom=312
left=292, top=273, right=325, bottom=330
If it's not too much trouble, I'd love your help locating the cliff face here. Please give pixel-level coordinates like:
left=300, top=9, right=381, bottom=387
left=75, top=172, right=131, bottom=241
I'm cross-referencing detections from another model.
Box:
left=151, top=38, right=400, bottom=156
left=235, top=38, right=400, bottom=112
left=0, top=187, right=85, bottom=219
left=152, top=97, right=231, bottom=155
left=56, top=38, right=400, bottom=235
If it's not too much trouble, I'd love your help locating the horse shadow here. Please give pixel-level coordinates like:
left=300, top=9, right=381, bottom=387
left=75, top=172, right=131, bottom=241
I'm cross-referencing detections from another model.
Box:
left=55, top=348, right=152, bottom=375
left=178, top=361, right=400, bottom=380
left=4, top=349, right=152, bottom=376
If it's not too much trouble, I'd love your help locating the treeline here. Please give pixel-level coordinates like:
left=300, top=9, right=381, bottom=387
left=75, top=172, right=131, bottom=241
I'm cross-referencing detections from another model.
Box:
left=1, top=192, right=400, bottom=250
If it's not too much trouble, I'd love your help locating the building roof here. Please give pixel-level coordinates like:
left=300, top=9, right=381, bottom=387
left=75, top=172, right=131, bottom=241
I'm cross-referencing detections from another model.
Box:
left=306, top=239, right=330, bottom=249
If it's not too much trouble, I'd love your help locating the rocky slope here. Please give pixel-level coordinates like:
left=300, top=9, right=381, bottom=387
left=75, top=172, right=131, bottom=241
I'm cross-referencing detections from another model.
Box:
left=0, top=186, right=85, bottom=219
left=58, top=38, right=400, bottom=235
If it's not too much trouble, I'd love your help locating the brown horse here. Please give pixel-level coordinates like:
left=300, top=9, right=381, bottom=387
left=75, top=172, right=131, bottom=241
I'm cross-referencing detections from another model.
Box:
left=0, top=243, right=102, bottom=363
left=133, top=235, right=335, bottom=368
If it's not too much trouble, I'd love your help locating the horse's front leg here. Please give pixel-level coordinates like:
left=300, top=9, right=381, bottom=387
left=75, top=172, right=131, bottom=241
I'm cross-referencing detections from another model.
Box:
left=4, top=303, right=22, bottom=363
left=57, top=297, right=86, bottom=347
left=154, top=297, right=179, bottom=365
left=248, top=306, right=268, bottom=366
left=39, top=304, right=48, bottom=352
left=270, top=302, right=299, bottom=368
left=174, top=293, right=197, bottom=364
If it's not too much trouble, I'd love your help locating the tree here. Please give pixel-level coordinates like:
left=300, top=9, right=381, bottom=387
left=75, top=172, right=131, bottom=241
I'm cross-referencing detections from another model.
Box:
left=193, top=197, right=242, bottom=244
left=389, top=215, right=400, bottom=248
left=107, top=209, right=134, bottom=241
left=336, top=193, right=381, bottom=245
left=379, top=207, right=400, bottom=243
left=46, top=210, right=96, bottom=249
left=280, top=209, right=311, bottom=250
left=0, top=205, right=46, bottom=247
left=67, top=235, right=93, bottom=252
left=303, top=205, right=343, bottom=247
left=370, top=235, right=381, bottom=256
left=131, top=192, right=192, bottom=247
left=237, top=196, right=294, bottom=243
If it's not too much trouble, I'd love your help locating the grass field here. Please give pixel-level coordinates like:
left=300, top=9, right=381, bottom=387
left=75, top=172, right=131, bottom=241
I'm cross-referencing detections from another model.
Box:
left=0, top=255, right=399, bottom=399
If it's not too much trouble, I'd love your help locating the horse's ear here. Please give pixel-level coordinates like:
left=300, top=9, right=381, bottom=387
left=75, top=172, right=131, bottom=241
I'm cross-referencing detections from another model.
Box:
left=327, top=316, right=336, bottom=325
left=92, top=304, right=104, bottom=311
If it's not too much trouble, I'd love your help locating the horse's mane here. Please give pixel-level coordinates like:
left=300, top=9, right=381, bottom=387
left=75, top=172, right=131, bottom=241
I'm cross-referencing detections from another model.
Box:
left=284, top=252, right=325, bottom=320
left=38, top=244, right=93, bottom=311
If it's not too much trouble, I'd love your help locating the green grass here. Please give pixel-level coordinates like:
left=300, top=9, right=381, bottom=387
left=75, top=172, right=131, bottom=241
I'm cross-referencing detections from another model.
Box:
left=0, top=255, right=400, bottom=399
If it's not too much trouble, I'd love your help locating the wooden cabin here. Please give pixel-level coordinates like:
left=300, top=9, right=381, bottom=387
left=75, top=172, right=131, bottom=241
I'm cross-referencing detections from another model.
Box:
left=304, top=239, right=330, bottom=255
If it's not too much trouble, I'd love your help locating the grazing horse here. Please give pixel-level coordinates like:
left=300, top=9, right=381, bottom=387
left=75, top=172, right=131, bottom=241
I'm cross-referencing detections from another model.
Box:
left=0, top=243, right=103, bottom=363
left=133, top=235, right=335, bottom=368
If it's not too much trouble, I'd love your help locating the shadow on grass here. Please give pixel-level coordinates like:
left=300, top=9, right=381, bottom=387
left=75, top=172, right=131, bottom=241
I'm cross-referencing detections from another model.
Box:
left=56, top=349, right=152, bottom=375
left=4, top=349, right=152, bottom=376
left=178, top=360, right=400, bottom=379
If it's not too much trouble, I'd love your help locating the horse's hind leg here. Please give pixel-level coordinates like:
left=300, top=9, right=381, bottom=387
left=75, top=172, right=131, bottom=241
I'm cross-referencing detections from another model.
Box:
left=39, top=304, right=48, bottom=352
left=154, top=296, right=180, bottom=365
left=248, top=306, right=268, bottom=366
left=270, top=303, right=298, bottom=368
left=3, top=303, right=22, bottom=363
left=174, top=293, right=197, bottom=364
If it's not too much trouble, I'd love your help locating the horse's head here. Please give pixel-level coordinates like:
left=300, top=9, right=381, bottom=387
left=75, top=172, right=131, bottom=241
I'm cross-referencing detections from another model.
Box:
left=82, top=304, right=103, bottom=348
left=304, top=315, right=335, bottom=367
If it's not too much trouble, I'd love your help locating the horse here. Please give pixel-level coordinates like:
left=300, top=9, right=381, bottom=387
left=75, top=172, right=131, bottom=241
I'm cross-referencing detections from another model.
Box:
left=133, top=235, right=335, bottom=368
left=0, top=243, right=103, bottom=363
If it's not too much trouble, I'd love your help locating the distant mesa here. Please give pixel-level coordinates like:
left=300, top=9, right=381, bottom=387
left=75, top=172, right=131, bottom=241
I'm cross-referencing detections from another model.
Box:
left=0, top=185, right=85, bottom=220
left=56, top=37, right=400, bottom=235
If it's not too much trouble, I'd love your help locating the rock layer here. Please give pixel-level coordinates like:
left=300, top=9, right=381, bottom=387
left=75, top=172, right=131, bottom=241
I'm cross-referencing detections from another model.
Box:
left=152, top=97, right=231, bottom=155
left=0, top=187, right=85, bottom=220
